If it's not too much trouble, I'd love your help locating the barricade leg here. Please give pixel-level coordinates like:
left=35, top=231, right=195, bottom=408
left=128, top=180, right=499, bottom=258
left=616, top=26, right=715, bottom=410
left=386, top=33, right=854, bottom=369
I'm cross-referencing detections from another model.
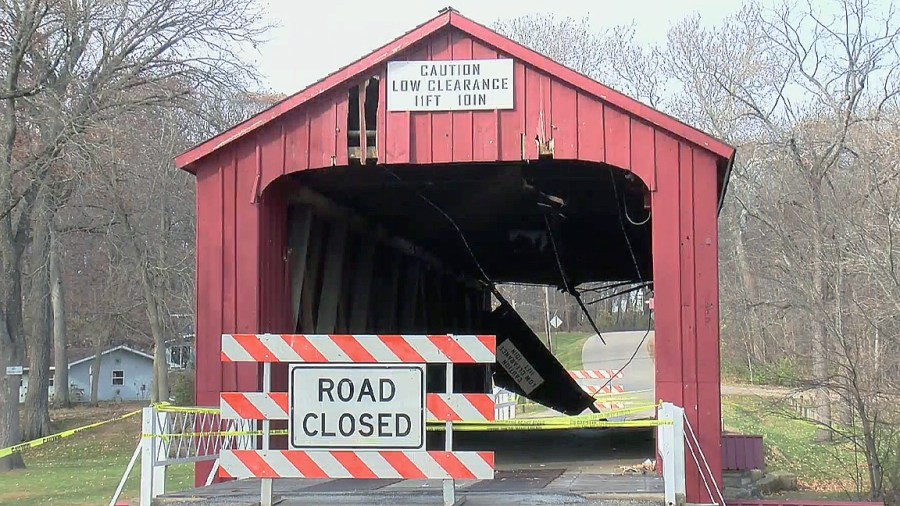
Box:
left=153, top=409, right=167, bottom=497
left=140, top=407, right=154, bottom=506
left=443, top=362, right=458, bottom=506
left=109, top=441, right=142, bottom=506
left=672, top=405, right=686, bottom=502
left=261, top=363, right=273, bottom=506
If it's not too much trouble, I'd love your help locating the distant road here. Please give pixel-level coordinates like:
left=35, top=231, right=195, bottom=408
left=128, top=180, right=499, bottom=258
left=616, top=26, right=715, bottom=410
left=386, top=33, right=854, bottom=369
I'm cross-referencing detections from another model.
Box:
left=580, top=331, right=655, bottom=407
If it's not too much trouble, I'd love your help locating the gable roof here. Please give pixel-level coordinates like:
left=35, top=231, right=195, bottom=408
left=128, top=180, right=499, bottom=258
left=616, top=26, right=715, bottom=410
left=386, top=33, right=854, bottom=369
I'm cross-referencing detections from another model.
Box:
left=67, top=345, right=154, bottom=368
left=176, top=9, right=734, bottom=172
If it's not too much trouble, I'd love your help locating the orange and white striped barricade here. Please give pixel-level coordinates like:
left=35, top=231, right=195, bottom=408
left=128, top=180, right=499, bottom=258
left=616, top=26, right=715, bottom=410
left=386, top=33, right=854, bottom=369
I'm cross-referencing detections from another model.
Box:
left=580, top=385, right=626, bottom=410
left=219, top=334, right=496, bottom=506
left=568, top=370, right=627, bottom=411
left=567, top=369, right=624, bottom=381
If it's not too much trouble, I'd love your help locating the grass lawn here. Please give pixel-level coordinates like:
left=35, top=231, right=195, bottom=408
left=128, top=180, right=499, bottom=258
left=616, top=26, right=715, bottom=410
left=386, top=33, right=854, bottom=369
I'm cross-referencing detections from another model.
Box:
left=0, top=404, right=194, bottom=506
left=550, top=331, right=592, bottom=370
left=722, top=395, right=867, bottom=496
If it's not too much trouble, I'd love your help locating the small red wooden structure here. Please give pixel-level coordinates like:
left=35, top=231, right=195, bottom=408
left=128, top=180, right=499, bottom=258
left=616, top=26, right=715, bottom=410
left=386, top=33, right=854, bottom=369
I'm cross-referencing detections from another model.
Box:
left=177, top=9, right=735, bottom=504
left=722, top=433, right=765, bottom=472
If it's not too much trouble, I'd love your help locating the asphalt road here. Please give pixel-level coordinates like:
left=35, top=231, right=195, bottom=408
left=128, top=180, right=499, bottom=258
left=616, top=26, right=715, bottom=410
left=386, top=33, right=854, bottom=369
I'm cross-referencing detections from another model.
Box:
left=581, top=331, right=656, bottom=408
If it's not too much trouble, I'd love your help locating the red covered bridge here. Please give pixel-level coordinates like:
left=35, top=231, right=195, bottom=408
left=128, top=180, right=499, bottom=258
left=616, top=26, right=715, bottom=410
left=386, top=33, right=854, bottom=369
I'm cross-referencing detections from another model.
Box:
left=176, top=9, right=735, bottom=504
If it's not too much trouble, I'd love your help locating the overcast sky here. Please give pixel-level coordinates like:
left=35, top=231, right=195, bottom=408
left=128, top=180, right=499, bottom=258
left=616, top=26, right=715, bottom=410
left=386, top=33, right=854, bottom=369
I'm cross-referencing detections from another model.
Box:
left=254, top=0, right=745, bottom=94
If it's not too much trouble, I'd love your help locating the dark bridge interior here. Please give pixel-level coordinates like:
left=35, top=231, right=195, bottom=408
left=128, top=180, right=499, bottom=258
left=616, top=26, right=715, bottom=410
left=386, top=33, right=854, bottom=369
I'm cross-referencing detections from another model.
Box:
left=287, top=160, right=652, bottom=287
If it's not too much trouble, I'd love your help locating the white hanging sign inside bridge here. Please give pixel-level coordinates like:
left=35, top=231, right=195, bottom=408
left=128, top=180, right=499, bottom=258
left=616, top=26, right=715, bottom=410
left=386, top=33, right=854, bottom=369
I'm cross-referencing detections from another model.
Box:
left=387, top=59, right=514, bottom=111
left=496, top=340, right=544, bottom=395
left=289, top=364, right=425, bottom=450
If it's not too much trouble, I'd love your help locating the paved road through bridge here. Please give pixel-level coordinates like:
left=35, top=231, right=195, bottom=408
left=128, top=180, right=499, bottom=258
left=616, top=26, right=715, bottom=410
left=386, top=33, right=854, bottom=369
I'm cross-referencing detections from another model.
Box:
left=581, top=330, right=656, bottom=410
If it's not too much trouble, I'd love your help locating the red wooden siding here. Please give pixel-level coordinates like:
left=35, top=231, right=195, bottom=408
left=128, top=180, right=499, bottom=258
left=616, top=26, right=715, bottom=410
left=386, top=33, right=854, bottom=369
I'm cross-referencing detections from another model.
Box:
left=722, top=434, right=765, bottom=471
left=652, top=132, right=722, bottom=500
left=221, top=29, right=689, bottom=193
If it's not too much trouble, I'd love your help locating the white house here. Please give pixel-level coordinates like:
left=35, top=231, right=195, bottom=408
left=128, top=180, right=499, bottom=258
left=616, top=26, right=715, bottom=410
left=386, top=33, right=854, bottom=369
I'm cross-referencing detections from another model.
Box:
left=19, top=345, right=155, bottom=403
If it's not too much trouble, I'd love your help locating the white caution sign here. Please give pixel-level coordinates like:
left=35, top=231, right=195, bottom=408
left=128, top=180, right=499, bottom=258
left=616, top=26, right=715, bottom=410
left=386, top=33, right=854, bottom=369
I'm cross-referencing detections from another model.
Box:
left=289, top=364, right=425, bottom=450
left=497, top=340, right=544, bottom=395
left=387, top=59, right=514, bottom=111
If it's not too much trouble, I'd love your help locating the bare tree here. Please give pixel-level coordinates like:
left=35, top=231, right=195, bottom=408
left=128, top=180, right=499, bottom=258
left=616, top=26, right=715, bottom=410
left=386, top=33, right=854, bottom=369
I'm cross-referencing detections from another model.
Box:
left=49, top=219, right=68, bottom=407
left=0, top=0, right=265, bottom=469
left=497, top=1, right=900, bottom=501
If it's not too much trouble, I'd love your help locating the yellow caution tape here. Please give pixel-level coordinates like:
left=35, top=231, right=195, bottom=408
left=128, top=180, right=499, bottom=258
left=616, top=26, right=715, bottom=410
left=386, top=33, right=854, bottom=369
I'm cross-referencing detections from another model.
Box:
left=138, top=403, right=664, bottom=439
left=142, top=416, right=671, bottom=439
left=476, top=403, right=657, bottom=424
left=152, top=402, right=220, bottom=414
left=0, top=409, right=141, bottom=459
left=437, top=419, right=672, bottom=431
left=590, top=394, right=643, bottom=401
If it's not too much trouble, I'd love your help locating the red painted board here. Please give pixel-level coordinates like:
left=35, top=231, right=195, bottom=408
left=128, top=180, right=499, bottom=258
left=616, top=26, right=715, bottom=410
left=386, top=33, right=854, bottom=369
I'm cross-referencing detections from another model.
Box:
left=549, top=81, right=577, bottom=159
left=409, top=43, right=432, bottom=164
left=307, top=99, right=337, bottom=169
left=221, top=151, right=238, bottom=393
left=576, top=93, right=604, bottom=163
left=651, top=131, right=683, bottom=387
left=693, top=149, right=721, bottom=384
left=431, top=31, right=453, bottom=164
left=194, top=157, right=224, bottom=405
left=284, top=110, right=309, bottom=175
left=523, top=66, right=550, bottom=160
left=451, top=31, right=474, bottom=162
left=259, top=125, right=285, bottom=194
left=679, top=142, right=697, bottom=386
left=498, top=61, right=525, bottom=161
left=334, top=89, right=349, bottom=167
left=471, top=41, right=499, bottom=161
left=234, top=142, right=261, bottom=392
left=377, top=68, right=388, bottom=162
left=605, top=105, right=631, bottom=170
left=630, top=120, right=655, bottom=191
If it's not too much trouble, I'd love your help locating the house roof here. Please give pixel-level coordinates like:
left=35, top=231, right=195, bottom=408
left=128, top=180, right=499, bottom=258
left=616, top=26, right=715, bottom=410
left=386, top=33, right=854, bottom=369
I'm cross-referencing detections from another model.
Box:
left=67, top=345, right=154, bottom=368
left=175, top=9, right=734, bottom=172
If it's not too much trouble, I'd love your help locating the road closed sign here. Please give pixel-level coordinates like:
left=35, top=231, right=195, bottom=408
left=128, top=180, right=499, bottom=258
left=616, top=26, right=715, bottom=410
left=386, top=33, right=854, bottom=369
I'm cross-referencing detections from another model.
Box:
left=289, top=364, right=425, bottom=450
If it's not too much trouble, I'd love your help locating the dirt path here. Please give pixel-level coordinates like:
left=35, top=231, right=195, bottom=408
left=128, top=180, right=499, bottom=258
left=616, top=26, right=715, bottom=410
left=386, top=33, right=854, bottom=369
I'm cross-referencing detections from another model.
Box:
left=721, top=383, right=793, bottom=398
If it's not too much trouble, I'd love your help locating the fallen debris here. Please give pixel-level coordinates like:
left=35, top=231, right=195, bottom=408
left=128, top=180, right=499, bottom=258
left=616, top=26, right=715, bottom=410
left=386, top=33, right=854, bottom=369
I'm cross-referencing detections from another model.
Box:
left=621, top=458, right=656, bottom=475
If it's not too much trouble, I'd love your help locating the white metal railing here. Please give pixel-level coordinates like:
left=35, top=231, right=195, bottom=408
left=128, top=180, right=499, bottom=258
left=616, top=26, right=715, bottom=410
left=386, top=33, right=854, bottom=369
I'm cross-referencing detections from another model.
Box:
left=113, top=401, right=696, bottom=506
left=108, top=404, right=254, bottom=506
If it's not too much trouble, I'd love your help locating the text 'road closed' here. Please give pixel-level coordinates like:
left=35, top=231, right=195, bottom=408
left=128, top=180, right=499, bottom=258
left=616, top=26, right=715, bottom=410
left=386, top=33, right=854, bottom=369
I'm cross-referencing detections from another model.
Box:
left=289, top=364, right=425, bottom=450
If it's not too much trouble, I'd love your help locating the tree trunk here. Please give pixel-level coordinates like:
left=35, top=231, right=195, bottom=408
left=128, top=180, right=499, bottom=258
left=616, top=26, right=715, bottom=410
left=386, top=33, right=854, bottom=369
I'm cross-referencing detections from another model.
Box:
left=89, top=344, right=102, bottom=406
left=23, top=211, right=52, bottom=440
left=0, top=328, right=25, bottom=471
left=0, top=235, right=27, bottom=471
left=811, top=192, right=832, bottom=442
left=0, top=191, right=28, bottom=471
left=142, top=266, right=168, bottom=402
left=735, top=215, right=765, bottom=363
left=49, top=223, right=68, bottom=407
